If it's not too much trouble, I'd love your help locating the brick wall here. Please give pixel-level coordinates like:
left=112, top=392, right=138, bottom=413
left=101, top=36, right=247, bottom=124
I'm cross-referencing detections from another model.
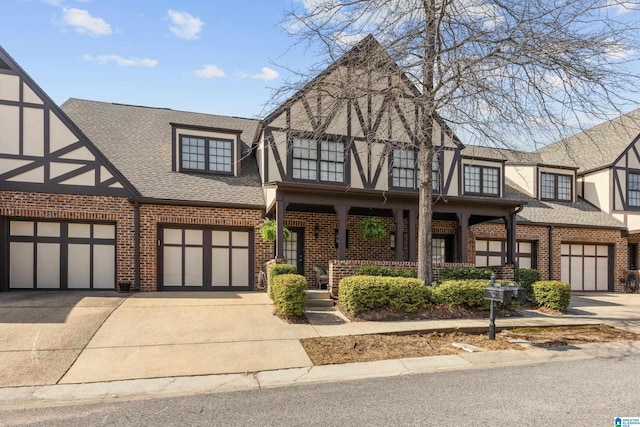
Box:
left=0, top=190, right=136, bottom=285
left=470, top=222, right=627, bottom=292
left=283, top=211, right=457, bottom=289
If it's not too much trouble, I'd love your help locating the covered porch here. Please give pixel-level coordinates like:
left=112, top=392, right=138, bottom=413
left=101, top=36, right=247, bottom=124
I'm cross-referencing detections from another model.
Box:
left=267, top=183, right=523, bottom=289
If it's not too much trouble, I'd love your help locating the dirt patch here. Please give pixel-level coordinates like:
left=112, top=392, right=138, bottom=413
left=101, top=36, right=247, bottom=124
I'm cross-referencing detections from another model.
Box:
left=300, top=325, right=639, bottom=365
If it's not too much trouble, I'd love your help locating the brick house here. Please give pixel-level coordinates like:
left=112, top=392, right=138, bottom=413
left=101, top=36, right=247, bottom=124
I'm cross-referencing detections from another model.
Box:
left=0, top=37, right=636, bottom=293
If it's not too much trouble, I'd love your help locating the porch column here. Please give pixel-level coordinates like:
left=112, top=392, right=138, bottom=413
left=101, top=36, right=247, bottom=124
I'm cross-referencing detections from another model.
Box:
left=275, top=199, right=288, bottom=259
left=457, top=211, right=470, bottom=263
left=334, top=204, right=349, bottom=260
left=505, top=211, right=517, bottom=266
left=394, top=208, right=404, bottom=261
left=408, top=209, right=417, bottom=262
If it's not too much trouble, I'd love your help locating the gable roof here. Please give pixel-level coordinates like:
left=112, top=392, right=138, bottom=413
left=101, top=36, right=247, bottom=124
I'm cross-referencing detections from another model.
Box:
left=0, top=45, right=137, bottom=197
left=259, top=35, right=463, bottom=148
left=536, top=109, right=640, bottom=173
left=61, top=99, right=264, bottom=207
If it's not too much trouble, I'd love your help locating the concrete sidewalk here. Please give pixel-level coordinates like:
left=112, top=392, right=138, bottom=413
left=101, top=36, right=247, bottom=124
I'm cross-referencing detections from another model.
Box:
left=0, top=291, right=639, bottom=408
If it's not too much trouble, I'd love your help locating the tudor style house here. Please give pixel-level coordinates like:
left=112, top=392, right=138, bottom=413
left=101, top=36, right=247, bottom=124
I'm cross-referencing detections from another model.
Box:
left=0, top=36, right=638, bottom=294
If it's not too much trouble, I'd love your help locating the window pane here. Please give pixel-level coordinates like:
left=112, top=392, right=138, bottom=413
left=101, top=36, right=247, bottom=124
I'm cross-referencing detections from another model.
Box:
left=630, top=173, right=640, bottom=206
left=484, top=168, right=499, bottom=195
left=557, top=175, right=572, bottom=200
left=292, top=138, right=318, bottom=180
left=464, top=165, right=480, bottom=193
left=208, top=139, right=233, bottom=173
left=319, top=140, right=344, bottom=182
left=181, top=137, right=205, bottom=170
left=392, top=149, right=416, bottom=189
left=541, top=173, right=555, bottom=199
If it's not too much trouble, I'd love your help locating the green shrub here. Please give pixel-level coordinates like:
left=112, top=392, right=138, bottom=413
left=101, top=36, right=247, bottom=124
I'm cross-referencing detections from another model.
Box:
left=515, top=268, right=541, bottom=297
left=355, top=265, right=417, bottom=278
left=271, top=274, right=307, bottom=317
left=431, top=280, right=492, bottom=310
left=438, top=267, right=493, bottom=281
left=532, top=281, right=571, bottom=312
left=338, top=276, right=430, bottom=315
left=269, top=264, right=297, bottom=299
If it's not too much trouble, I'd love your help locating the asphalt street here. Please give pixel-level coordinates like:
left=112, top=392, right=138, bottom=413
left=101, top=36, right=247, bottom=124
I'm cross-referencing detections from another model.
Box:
left=2, top=352, right=639, bottom=426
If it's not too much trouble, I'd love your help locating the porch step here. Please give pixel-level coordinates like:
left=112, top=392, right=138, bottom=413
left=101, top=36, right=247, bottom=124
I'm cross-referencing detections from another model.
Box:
left=305, top=290, right=334, bottom=308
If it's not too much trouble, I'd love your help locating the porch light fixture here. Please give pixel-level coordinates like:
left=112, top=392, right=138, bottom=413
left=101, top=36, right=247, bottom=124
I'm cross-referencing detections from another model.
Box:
left=390, top=232, right=396, bottom=250
left=314, top=224, right=320, bottom=239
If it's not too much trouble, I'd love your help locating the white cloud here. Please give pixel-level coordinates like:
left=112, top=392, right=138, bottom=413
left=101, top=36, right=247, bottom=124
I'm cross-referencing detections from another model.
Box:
left=606, top=0, right=638, bottom=14
left=43, top=0, right=63, bottom=5
left=167, top=10, right=204, bottom=40
left=252, top=67, right=279, bottom=81
left=83, top=54, right=158, bottom=67
left=194, top=64, right=225, bottom=78
left=61, top=8, right=111, bottom=36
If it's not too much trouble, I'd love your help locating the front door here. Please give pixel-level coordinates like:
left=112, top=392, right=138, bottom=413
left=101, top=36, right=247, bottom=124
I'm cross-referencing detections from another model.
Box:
left=284, top=227, right=305, bottom=276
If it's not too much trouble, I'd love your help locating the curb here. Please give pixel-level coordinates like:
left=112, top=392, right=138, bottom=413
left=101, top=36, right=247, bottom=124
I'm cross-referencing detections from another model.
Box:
left=1, top=340, right=639, bottom=410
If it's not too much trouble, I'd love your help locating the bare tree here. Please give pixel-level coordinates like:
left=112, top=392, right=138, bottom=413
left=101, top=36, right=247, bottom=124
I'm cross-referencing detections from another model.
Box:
left=274, top=0, right=640, bottom=284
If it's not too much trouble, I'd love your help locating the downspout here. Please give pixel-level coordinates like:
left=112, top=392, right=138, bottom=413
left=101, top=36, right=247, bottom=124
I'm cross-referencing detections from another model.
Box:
left=134, top=201, right=140, bottom=291
left=548, top=225, right=554, bottom=281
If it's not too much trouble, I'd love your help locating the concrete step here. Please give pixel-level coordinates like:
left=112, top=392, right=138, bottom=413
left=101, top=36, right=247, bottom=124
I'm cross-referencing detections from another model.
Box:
left=306, top=290, right=331, bottom=300
left=304, top=298, right=335, bottom=308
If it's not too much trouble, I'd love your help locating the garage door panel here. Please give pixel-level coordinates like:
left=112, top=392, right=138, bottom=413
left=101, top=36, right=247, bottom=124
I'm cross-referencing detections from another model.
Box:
left=583, top=257, right=596, bottom=291
left=570, top=256, right=583, bottom=291
left=36, top=243, right=60, bottom=288
left=596, top=258, right=608, bottom=291
left=231, top=248, right=249, bottom=287
left=211, top=247, right=230, bottom=286
left=163, top=246, right=183, bottom=286
left=561, top=256, right=570, bottom=283
left=93, top=245, right=115, bottom=289
left=184, top=247, right=203, bottom=287
left=10, top=242, right=34, bottom=288
left=68, top=244, right=90, bottom=289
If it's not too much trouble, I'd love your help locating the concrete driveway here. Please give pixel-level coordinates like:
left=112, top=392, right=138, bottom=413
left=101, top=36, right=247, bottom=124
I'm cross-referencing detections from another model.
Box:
left=0, top=292, right=127, bottom=387
left=2, top=291, right=640, bottom=388
left=0, top=292, right=317, bottom=386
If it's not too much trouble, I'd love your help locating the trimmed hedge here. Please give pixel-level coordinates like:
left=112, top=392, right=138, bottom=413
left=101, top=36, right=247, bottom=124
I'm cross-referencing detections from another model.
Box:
left=338, top=276, right=429, bottom=315
left=355, top=265, right=417, bottom=278
left=271, top=274, right=307, bottom=317
left=532, top=281, right=571, bottom=312
left=269, top=263, right=297, bottom=299
left=515, top=268, right=541, bottom=297
left=431, top=280, right=492, bottom=310
left=438, top=267, right=493, bottom=281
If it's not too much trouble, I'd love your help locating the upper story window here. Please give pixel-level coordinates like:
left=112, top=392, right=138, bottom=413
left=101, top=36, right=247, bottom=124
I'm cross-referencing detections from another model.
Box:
left=629, top=172, right=640, bottom=206
left=541, top=172, right=572, bottom=201
left=180, top=136, right=233, bottom=174
left=390, top=149, right=440, bottom=192
left=464, top=165, right=499, bottom=196
left=292, top=138, right=345, bottom=183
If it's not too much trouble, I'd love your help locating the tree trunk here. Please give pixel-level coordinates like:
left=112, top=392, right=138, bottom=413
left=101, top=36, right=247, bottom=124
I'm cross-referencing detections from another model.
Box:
left=417, top=0, right=436, bottom=285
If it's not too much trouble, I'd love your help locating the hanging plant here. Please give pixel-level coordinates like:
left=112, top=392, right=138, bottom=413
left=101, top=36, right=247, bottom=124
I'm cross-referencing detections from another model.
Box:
left=256, top=218, right=291, bottom=242
left=359, top=217, right=387, bottom=241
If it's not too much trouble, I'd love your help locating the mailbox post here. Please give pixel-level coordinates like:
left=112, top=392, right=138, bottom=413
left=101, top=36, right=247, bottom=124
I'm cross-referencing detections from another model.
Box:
left=483, top=274, right=526, bottom=340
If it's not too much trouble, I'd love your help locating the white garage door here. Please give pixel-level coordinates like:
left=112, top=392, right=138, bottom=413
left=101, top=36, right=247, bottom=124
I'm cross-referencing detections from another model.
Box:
left=561, top=244, right=610, bottom=291
left=9, top=220, right=116, bottom=290
left=475, top=240, right=535, bottom=268
left=160, top=226, right=252, bottom=290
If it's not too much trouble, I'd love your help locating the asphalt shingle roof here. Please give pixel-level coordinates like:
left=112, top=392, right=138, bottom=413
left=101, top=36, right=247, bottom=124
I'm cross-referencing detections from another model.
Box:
left=536, top=109, right=640, bottom=173
left=61, top=99, right=264, bottom=207
left=506, top=180, right=625, bottom=229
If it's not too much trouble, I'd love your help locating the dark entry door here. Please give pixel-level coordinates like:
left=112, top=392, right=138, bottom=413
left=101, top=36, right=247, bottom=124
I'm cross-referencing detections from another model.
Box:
left=629, top=243, right=638, bottom=270
left=284, top=227, right=305, bottom=275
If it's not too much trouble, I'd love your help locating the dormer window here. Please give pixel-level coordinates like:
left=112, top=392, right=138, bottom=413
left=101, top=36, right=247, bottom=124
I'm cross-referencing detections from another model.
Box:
left=180, top=135, right=233, bottom=174
left=541, top=172, right=572, bottom=201
left=464, top=165, right=499, bottom=196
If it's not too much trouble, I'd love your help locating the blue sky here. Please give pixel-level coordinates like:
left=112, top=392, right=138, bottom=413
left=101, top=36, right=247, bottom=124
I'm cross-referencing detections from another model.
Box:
left=0, top=0, right=310, bottom=118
